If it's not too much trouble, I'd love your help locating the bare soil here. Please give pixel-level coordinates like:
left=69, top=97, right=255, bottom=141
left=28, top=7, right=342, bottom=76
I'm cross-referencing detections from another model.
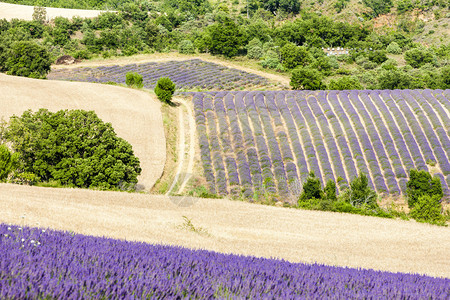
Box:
left=0, top=2, right=107, bottom=21
left=0, top=73, right=165, bottom=191
left=1, top=183, right=449, bottom=278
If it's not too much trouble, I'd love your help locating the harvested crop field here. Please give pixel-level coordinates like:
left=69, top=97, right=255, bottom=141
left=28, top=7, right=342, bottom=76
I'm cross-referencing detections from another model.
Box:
left=0, top=73, right=165, bottom=191
left=1, top=183, right=449, bottom=279
left=0, top=2, right=106, bottom=21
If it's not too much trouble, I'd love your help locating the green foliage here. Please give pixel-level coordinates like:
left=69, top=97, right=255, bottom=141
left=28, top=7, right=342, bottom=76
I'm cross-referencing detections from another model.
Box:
left=263, top=0, right=301, bottom=14
left=324, top=179, right=337, bottom=202
left=377, top=68, right=411, bottom=89
left=386, top=41, right=402, bottom=54
left=280, top=42, right=309, bottom=70
left=404, top=48, right=435, bottom=68
left=247, top=46, right=264, bottom=59
left=125, top=72, right=143, bottom=88
left=368, top=50, right=388, bottom=64
left=362, top=0, right=393, bottom=18
left=206, top=17, right=243, bottom=58
left=32, top=6, right=47, bottom=24
left=341, top=173, right=378, bottom=209
left=334, top=0, right=350, bottom=12
left=328, top=76, right=362, bottom=90
left=3, top=109, right=141, bottom=189
left=298, top=172, right=323, bottom=204
left=4, top=41, right=51, bottom=79
left=409, top=194, right=446, bottom=226
left=0, top=144, right=19, bottom=182
left=406, top=169, right=443, bottom=209
left=178, top=40, right=195, bottom=54
left=155, top=77, right=176, bottom=103
left=290, top=67, right=326, bottom=90
left=440, top=65, right=450, bottom=88
left=260, top=50, right=280, bottom=69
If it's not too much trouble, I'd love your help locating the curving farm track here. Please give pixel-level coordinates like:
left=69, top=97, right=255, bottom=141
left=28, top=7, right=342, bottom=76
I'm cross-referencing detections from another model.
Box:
left=0, top=2, right=107, bottom=21
left=0, top=73, right=166, bottom=191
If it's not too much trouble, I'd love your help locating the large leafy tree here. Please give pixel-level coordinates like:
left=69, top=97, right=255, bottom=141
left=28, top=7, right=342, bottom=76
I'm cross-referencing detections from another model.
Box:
left=4, top=41, right=51, bottom=79
left=406, top=169, right=443, bottom=208
left=3, top=109, right=141, bottom=190
left=206, top=17, right=244, bottom=58
left=290, top=67, right=326, bottom=90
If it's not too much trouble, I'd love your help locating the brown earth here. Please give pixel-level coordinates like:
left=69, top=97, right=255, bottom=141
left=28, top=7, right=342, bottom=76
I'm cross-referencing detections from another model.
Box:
left=0, top=2, right=107, bottom=21
left=1, top=183, right=449, bottom=278
left=0, top=73, right=166, bottom=191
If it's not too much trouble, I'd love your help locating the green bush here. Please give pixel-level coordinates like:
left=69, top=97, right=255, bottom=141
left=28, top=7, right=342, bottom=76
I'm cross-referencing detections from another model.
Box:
left=280, top=42, right=310, bottom=70
left=386, top=42, right=402, bottom=54
left=368, top=50, right=388, bottom=64
left=290, top=67, right=326, bottom=90
left=0, top=144, right=19, bottom=182
left=260, top=50, right=279, bottom=69
left=409, top=194, right=446, bottom=225
left=247, top=46, right=264, bottom=59
left=3, top=109, right=141, bottom=190
left=4, top=41, right=51, bottom=79
left=125, top=72, right=144, bottom=88
left=328, top=76, right=363, bottom=90
left=178, top=39, right=195, bottom=54
left=155, top=77, right=176, bottom=103
left=298, top=171, right=323, bottom=203
left=404, top=48, right=434, bottom=68
left=406, top=169, right=443, bottom=208
left=340, top=173, right=378, bottom=209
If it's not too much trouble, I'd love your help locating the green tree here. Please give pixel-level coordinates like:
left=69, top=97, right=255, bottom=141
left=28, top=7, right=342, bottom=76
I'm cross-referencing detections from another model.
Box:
left=3, top=109, right=141, bottom=189
left=298, top=171, right=323, bottom=202
left=404, top=48, right=434, bottom=68
left=125, top=72, right=143, bottom=88
left=280, top=42, right=309, bottom=69
left=342, top=173, right=378, bottom=208
left=4, top=41, right=51, bottom=79
left=290, top=67, right=326, bottom=90
left=377, top=68, right=411, bottom=89
left=440, top=65, right=450, bottom=89
left=362, top=0, right=393, bottom=17
left=178, top=39, right=195, bottom=54
left=154, top=77, right=176, bottom=104
left=324, top=179, right=337, bottom=202
left=207, top=17, right=243, bottom=58
left=406, top=169, right=443, bottom=208
left=386, top=41, right=402, bottom=54
left=0, top=144, right=19, bottom=182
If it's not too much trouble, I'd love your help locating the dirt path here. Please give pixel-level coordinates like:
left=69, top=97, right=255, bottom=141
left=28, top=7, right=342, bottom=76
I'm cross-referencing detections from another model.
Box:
left=0, top=74, right=165, bottom=191
left=1, top=183, right=449, bottom=278
left=51, top=53, right=291, bottom=88
left=166, top=105, right=185, bottom=195
left=177, top=98, right=196, bottom=193
left=0, top=2, right=107, bottom=21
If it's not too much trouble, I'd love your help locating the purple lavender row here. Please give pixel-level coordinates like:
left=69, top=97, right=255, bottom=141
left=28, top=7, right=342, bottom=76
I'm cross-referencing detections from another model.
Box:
left=390, top=90, right=436, bottom=164
left=319, top=91, right=359, bottom=183
left=348, top=91, right=399, bottom=194
left=410, top=90, right=450, bottom=171
left=234, top=93, right=265, bottom=194
left=288, top=93, right=324, bottom=185
left=422, top=90, right=450, bottom=134
left=244, top=92, right=277, bottom=194
left=223, top=93, right=254, bottom=198
left=364, top=91, right=412, bottom=179
left=310, top=92, right=348, bottom=186
left=254, top=93, right=289, bottom=195
left=431, top=90, right=450, bottom=112
left=193, top=93, right=217, bottom=193
left=277, top=92, right=310, bottom=182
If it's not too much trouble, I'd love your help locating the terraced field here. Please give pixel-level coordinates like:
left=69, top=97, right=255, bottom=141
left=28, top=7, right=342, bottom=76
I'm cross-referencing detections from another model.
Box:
left=49, top=59, right=275, bottom=91
left=191, top=90, right=450, bottom=198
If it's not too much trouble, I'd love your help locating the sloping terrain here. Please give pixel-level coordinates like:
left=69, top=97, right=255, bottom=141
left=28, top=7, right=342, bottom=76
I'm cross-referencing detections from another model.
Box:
left=1, top=183, right=449, bottom=278
left=0, top=2, right=106, bottom=21
left=191, top=90, right=450, bottom=198
left=0, top=73, right=165, bottom=190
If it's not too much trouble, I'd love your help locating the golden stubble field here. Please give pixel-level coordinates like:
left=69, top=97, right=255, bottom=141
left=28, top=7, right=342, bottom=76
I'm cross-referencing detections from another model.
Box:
left=1, top=184, right=450, bottom=279
left=0, top=73, right=166, bottom=190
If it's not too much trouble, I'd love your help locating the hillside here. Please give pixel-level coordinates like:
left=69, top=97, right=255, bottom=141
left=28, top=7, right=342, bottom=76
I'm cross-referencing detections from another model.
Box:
left=0, top=73, right=166, bottom=191
left=1, top=183, right=449, bottom=278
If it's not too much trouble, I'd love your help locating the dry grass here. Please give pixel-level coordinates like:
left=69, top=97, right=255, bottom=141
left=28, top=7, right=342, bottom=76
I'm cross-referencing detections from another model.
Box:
left=1, top=183, right=449, bottom=278
left=0, top=73, right=166, bottom=191
left=0, top=2, right=106, bottom=21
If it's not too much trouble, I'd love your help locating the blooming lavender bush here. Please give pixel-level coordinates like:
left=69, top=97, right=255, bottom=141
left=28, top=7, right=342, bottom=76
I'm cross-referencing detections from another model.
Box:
left=189, top=90, right=450, bottom=199
left=48, top=59, right=272, bottom=91
left=1, top=224, right=449, bottom=299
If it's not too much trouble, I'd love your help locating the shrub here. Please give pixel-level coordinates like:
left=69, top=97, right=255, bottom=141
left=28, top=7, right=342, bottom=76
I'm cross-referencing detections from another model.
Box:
left=260, top=50, right=279, bottom=69
left=280, top=43, right=310, bottom=70
left=0, top=144, right=19, bottom=182
left=125, top=72, right=144, bottom=88
left=155, top=77, right=176, bottom=103
left=377, top=68, right=411, bottom=89
left=329, top=76, right=363, bottom=90
left=290, top=67, right=326, bottom=90
left=298, top=172, right=323, bottom=204
left=409, top=194, right=446, bottom=225
left=3, top=109, right=141, bottom=189
left=4, top=41, right=51, bottom=79
left=404, top=48, right=434, bottom=68
left=178, top=39, right=195, bottom=54
left=386, top=42, right=402, bottom=54
left=341, top=173, right=378, bottom=209
left=247, top=46, right=264, bottom=59
left=406, top=169, right=443, bottom=208
left=368, top=50, right=388, bottom=64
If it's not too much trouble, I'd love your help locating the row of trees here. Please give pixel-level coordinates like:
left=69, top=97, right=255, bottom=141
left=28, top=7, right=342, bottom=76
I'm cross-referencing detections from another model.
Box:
left=296, top=169, right=447, bottom=225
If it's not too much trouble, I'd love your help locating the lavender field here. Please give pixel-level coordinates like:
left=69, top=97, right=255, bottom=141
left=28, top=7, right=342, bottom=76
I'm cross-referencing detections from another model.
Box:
left=191, top=89, right=450, bottom=198
left=1, top=224, right=449, bottom=299
left=48, top=59, right=272, bottom=91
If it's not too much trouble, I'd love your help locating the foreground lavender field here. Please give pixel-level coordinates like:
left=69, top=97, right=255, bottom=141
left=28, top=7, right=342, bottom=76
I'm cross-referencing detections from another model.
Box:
left=48, top=59, right=272, bottom=91
left=1, top=224, right=449, bottom=299
left=191, top=89, right=450, bottom=198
